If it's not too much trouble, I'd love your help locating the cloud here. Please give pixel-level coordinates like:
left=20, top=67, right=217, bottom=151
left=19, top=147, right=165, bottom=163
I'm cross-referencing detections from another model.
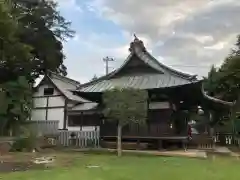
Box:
left=88, top=0, right=240, bottom=77
left=54, top=0, right=82, bottom=12
left=63, top=30, right=131, bottom=82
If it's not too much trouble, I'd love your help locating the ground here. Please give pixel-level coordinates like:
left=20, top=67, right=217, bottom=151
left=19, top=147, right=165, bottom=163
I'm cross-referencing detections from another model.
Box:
left=1, top=152, right=240, bottom=180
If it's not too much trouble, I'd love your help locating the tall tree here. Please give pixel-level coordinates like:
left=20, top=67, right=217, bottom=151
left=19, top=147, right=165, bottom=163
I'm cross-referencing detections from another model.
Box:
left=217, top=55, right=240, bottom=102
left=0, top=1, right=34, bottom=134
left=0, top=0, right=75, bottom=134
left=0, top=0, right=32, bottom=83
left=11, top=0, right=75, bottom=80
left=203, top=65, right=220, bottom=97
left=0, top=76, right=32, bottom=135
left=205, top=35, right=240, bottom=102
left=204, top=35, right=240, bottom=133
left=103, top=88, right=148, bottom=156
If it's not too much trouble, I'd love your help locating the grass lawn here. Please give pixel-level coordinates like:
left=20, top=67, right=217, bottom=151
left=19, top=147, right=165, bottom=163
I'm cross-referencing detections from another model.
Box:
left=1, top=152, right=240, bottom=180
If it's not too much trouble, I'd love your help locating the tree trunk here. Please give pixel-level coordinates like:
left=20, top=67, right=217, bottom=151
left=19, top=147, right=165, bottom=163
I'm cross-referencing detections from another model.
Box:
left=117, top=124, right=122, bottom=157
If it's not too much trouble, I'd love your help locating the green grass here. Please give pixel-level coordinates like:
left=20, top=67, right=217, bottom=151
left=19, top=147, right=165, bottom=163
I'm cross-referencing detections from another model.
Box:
left=1, top=153, right=240, bottom=180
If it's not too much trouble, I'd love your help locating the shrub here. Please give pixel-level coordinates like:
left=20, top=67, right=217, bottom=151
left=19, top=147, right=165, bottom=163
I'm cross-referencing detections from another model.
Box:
left=11, top=126, right=37, bottom=152
left=87, top=138, right=96, bottom=148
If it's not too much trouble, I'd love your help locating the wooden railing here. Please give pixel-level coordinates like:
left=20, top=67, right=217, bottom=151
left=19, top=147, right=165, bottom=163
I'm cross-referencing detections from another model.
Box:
left=215, top=133, right=240, bottom=146
left=58, top=130, right=100, bottom=148
left=27, top=120, right=59, bottom=135
left=190, top=134, right=215, bottom=149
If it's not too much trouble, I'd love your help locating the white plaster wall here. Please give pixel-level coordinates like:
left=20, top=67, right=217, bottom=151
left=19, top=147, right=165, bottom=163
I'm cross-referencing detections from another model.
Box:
left=32, top=83, right=66, bottom=129
left=33, top=97, right=47, bottom=108
left=34, top=84, right=60, bottom=97
left=47, top=108, right=65, bottom=129
left=67, top=126, right=98, bottom=131
left=31, top=109, right=46, bottom=121
left=67, top=102, right=76, bottom=108
left=48, top=96, right=65, bottom=107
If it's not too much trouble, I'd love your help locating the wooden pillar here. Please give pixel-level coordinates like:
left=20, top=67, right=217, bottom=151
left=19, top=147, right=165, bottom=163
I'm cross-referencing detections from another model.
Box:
left=80, top=112, right=83, bottom=131
left=45, top=96, right=49, bottom=121
left=63, top=99, right=68, bottom=129
left=158, top=140, right=162, bottom=150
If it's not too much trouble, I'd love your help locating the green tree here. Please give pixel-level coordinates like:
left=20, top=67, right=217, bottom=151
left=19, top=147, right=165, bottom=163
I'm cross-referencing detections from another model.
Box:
left=0, top=1, right=32, bottom=83
left=217, top=55, right=240, bottom=102
left=0, top=76, right=32, bottom=135
left=204, top=35, right=240, bottom=102
left=203, top=65, right=220, bottom=97
left=11, top=0, right=75, bottom=80
left=103, top=88, right=148, bottom=156
left=0, top=0, right=75, bottom=134
left=204, top=35, right=240, bottom=134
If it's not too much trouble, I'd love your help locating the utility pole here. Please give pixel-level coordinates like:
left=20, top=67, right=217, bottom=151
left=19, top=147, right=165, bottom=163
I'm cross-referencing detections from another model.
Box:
left=103, top=56, right=114, bottom=75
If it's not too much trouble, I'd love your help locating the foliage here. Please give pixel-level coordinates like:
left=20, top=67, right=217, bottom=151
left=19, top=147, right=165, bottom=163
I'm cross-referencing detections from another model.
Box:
left=11, top=125, right=37, bottom=152
left=86, top=138, right=97, bottom=148
left=11, top=0, right=75, bottom=79
left=103, top=88, right=148, bottom=126
left=203, top=65, right=220, bottom=97
left=103, top=88, right=148, bottom=156
left=0, top=1, right=33, bottom=83
left=203, top=35, right=240, bottom=130
left=0, top=0, right=74, bottom=133
left=204, top=36, right=240, bottom=102
left=0, top=76, right=32, bottom=134
left=217, top=55, right=240, bottom=101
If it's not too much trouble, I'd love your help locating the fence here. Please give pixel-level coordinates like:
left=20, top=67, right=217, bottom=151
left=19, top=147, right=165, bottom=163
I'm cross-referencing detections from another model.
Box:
left=27, top=120, right=59, bottom=135
left=58, top=130, right=100, bottom=148
left=215, top=133, right=240, bottom=147
left=27, top=120, right=100, bottom=148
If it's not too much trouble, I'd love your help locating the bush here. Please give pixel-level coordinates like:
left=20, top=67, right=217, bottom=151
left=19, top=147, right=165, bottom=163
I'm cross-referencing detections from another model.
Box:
left=11, top=126, right=37, bottom=152
left=86, top=139, right=97, bottom=148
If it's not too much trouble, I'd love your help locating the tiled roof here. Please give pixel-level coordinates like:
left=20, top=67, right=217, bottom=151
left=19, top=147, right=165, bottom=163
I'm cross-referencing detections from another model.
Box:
left=46, top=72, right=90, bottom=103
left=79, top=73, right=198, bottom=92
left=69, top=102, right=98, bottom=111
left=111, top=37, right=196, bottom=80
left=77, top=36, right=198, bottom=93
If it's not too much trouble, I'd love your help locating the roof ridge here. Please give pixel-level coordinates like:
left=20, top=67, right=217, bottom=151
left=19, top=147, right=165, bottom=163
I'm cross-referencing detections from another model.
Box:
left=46, top=74, right=90, bottom=103
left=77, top=70, right=115, bottom=90
left=77, top=36, right=197, bottom=91
left=48, top=71, right=80, bottom=86
left=143, top=51, right=197, bottom=80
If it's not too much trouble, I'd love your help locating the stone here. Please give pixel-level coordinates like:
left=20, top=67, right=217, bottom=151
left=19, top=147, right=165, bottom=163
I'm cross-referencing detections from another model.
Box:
left=32, top=156, right=55, bottom=164
left=86, top=165, right=100, bottom=168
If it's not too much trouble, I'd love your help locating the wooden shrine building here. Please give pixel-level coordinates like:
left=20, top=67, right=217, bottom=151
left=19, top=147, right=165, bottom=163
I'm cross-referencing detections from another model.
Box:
left=69, top=36, right=234, bottom=149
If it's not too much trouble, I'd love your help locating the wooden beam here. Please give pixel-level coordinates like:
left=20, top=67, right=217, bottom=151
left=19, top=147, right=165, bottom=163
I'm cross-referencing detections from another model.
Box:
left=63, top=99, right=68, bottom=129
left=45, top=96, right=49, bottom=120
left=33, top=106, right=65, bottom=110
left=67, top=110, right=101, bottom=115
left=33, top=95, right=62, bottom=98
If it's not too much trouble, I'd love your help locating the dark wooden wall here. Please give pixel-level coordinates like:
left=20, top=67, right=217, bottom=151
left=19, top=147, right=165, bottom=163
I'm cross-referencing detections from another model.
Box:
left=68, top=114, right=101, bottom=127
left=100, top=109, right=187, bottom=138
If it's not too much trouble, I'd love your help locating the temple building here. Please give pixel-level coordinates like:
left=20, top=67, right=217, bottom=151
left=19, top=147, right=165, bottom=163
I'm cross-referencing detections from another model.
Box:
left=32, top=36, right=234, bottom=149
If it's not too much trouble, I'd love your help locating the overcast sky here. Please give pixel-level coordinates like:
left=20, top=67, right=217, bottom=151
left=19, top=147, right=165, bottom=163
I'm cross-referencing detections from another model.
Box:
left=55, top=0, right=240, bottom=83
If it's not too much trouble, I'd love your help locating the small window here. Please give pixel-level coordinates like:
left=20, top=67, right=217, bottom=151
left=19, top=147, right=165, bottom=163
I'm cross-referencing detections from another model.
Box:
left=43, top=88, right=54, bottom=96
